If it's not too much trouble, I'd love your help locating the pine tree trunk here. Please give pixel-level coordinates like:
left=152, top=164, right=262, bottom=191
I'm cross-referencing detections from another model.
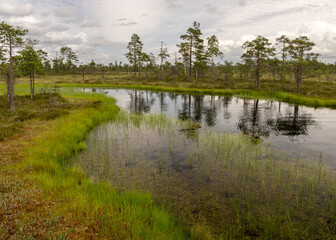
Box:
left=189, top=39, right=192, bottom=80
left=161, top=67, right=163, bottom=81
left=6, top=74, right=10, bottom=100
left=32, top=73, right=35, bottom=99
left=281, top=55, right=284, bottom=82
left=256, top=65, right=260, bottom=89
left=146, top=67, right=148, bottom=81
left=296, top=68, right=300, bottom=92
left=30, top=75, right=33, bottom=99
left=9, top=40, right=15, bottom=112
left=272, top=68, right=276, bottom=83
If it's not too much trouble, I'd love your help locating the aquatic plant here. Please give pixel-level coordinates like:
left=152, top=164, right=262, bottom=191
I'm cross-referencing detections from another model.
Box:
left=77, top=111, right=336, bottom=239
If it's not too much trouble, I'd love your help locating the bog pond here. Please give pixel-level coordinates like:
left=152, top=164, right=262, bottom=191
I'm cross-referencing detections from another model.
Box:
left=74, top=88, right=336, bottom=237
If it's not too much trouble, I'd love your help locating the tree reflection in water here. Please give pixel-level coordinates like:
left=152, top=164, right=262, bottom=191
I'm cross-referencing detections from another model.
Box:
left=275, top=105, right=317, bottom=139
left=125, top=89, right=317, bottom=138
left=128, top=90, right=155, bottom=114
left=237, top=99, right=317, bottom=138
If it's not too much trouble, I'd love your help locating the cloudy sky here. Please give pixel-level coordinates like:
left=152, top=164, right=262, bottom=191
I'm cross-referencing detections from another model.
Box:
left=1, top=0, right=336, bottom=64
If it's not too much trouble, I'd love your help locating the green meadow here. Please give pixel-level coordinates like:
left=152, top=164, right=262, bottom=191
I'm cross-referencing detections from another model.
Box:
left=1, top=84, right=336, bottom=239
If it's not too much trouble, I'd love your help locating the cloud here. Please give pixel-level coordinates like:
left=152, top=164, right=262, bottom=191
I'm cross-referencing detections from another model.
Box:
left=238, top=0, right=246, bottom=7
left=117, top=21, right=137, bottom=26
left=53, top=6, right=77, bottom=18
left=296, top=21, right=336, bottom=56
left=206, top=4, right=222, bottom=14
left=80, top=19, right=101, bottom=28
left=0, top=3, right=34, bottom=17
left=166, top=0, right=181, bottom=9
left=90, top=37, right=127, bottom=48
left=235, top=34, right=256, bottom=46
left=219, top=39, right=235, bottom=53
left=49, top=24, right=69, bottom=32
left=3, top=0, right=336, bottom=64
left=40, top=32, right=88, bottom=45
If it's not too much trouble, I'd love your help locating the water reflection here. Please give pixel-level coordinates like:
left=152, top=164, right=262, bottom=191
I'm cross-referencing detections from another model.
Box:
left=128, top=90, right=155, bottom=114
left=121, top=89, right=317, bottom=138
left=237, top=99, right=272, bottom=137
left=275, top=105, right=317, bottom=138
left=83, top=88, right=336, bottom=167
left=237, top=100, right=317, bottom=139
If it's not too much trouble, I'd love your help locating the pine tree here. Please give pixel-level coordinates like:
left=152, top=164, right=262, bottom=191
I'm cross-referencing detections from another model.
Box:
left=177, top=21, right=203, bottom=80
left=0, top=21, right=28, bottom=111
left=287, top=36, right=317, bottom=92
left=276, top=35, right=291, bottom=81
left=207, top=35, right=223, bottom=80
left=17, top=46, right=45, bottom=99
left=242, top=36, right=275, bottom=89
left=125, top=33, right=143, bottom=80
left=158, top=41, right=169, bottom=81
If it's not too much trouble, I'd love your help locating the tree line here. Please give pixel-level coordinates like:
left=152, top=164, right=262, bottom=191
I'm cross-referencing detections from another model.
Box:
left=0, top=20, right=332, bottom=112
left=125, top=22, right=319, bottom=93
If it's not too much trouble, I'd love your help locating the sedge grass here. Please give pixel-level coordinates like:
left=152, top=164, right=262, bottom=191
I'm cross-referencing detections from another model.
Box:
left=7, top=88, right=191, bottom=239
left=2, top=84, right=336, bottom=239
left=77, top=110, right=336, bottom=239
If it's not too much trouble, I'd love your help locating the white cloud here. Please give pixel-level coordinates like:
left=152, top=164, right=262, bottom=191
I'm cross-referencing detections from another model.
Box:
left=53, top=6, right=77, bottom=18
left=2, top=0, right=336, bottom=64
left=41, top=32, right=88, bottom=45
left=165, top=0, right=181, bottom=9
left=80, top=19, right=101, bottom=28
left=0, top=3, right=34, bottom=17
left=297, top=21, right=336, bottom=56
left=49, top=24, right=70, bottom=32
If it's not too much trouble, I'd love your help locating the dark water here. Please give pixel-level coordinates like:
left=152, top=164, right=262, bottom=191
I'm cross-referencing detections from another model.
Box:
left=76, top=88, right=336, bottom=236
left=87, top=88, right=336, bottom=169
left=75, top=112, right=274, bottom=235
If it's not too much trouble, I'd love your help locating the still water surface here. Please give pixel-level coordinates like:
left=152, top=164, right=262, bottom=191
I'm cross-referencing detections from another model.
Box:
left=76, top=88, right=336, bottom=235
left=89, top=88, right=336, bottom=168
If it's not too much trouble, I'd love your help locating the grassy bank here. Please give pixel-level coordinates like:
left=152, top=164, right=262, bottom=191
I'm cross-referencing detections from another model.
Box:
left=61, top=83, right=336, bottom=109
left=0, top=88, right=190, bottom=239
left=2, top=84, right=336, bottom=239
left=9, top=73, right=336, bottom=108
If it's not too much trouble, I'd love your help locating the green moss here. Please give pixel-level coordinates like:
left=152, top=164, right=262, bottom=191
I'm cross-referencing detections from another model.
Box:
left=20, top=91, right=190, bottom=239
left=0, top=93, right=76, bottom=140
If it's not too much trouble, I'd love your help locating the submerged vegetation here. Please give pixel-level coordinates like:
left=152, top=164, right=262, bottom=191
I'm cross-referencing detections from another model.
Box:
left=77, top=111, right=336, bottom=239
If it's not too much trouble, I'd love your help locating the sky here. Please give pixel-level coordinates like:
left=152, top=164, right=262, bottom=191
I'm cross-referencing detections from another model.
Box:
left=1, top=0, right=336, bottom=64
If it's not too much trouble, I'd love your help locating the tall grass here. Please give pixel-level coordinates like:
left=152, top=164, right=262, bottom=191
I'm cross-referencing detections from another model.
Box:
left=20, top=90, right=190, bottom=239
left=77, top=110, right=336, bottom=239
left=3, top=84, right=336, bottom=239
